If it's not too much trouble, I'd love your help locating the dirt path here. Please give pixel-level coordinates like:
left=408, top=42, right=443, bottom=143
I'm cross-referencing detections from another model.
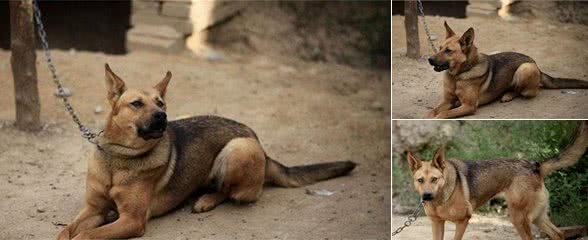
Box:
left=393, top=213, right=530, bottom=240
left=392, top=15, right=588, bottom=119
left=0, top=49, right=390, bottom=239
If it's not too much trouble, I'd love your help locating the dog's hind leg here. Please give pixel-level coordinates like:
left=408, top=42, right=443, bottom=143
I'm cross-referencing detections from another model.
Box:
left=513, top=63, right=541, bottom=99
left=192, top=192, right=228, bottom=213
left=500, top=91, right=519, bottom=102
left=533, top=214, right=563, bottom=240
left=509, top=208, right=533, bottom=240
left=217, top=138, right=266, bottom=203
left=505, top=176, right=539, bottom=240
left=530, top=187, right=563, bottom=240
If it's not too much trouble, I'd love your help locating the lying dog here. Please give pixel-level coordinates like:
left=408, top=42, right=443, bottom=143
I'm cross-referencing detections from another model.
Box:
left=426, top=22, right=588, bottom=119
left=407, top=121, right=588, bottom=240
left=56, top=64, right=357, bottom=239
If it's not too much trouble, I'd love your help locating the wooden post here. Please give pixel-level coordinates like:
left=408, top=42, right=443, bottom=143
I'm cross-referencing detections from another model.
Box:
left=10, top=0, right=41, bottom=131
left=404, top=0, right=420, bottom=59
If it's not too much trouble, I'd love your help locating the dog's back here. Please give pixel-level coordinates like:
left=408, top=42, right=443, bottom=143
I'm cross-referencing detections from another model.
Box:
left=452, top=158, right=540, bottom=209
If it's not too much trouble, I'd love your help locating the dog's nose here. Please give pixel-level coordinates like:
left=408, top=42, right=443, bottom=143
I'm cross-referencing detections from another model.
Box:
left=422, top=192, right=434, bottom=201
left=153, top=112, right=167, bottom=121
left=428, top=57, right=435, bottom=66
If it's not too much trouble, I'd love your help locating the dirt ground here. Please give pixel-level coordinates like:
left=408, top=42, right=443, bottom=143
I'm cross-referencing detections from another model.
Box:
left=392, top=213, right=540, bottom=240
left=392, top=15, right=588, bottom=119
left=0, top=48, right=390, bottom=239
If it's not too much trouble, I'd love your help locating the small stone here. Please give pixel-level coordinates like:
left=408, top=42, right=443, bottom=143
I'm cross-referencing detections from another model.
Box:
left=279, top=65, right=297, bottom=74
left=37, top=208, right=46, bottom=213
left=54, top=88, right=72, bottom=98
left=370, top=101, right=383, bottom=111
left=429, top=34, right=438, bottom=41
left=94, top=106, right=103, bottom=114
left=68, top=48, right=76, bottom=56
left=205, top=51, right=225, bottom=61
left=306, top=189, right=335, bottom=196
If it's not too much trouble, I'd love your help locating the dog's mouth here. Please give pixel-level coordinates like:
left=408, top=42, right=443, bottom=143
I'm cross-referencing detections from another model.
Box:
left=432, top=63, right=450, bottom=72
left=138, top=121, right=167, bottom=140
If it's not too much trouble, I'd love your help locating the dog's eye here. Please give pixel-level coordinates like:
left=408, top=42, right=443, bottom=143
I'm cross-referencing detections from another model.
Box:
left=156, top=100, right=165, bottom=108
left=417, top=178, right=424, bottom=183
left=444, top=48, right=452, bottom=53
left=130, top=100, right=144, bottom=108
left=431, top=177, right=438, bottom=183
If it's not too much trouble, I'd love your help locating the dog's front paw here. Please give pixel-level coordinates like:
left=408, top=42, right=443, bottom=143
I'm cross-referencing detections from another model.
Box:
left=424, top=110, right=437, bottom=119
left=71, top=233, right=88, bottom=240
left=434, top=113, right=448, bottom=119
left=56, top=229, right=71, bottom=240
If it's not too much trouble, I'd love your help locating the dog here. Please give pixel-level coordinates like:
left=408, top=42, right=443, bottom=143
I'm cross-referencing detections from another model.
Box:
left=56, top=64, right=357, bottom=240
left=426, top=22, right=588, bottom=119
left=406, top=121, right=588, bottom=240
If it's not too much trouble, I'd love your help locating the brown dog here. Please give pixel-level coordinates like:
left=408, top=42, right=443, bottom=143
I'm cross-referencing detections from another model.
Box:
left=426, top=22, right=588, bottom=119
left=56, top=64, right=357, bottom=239
left=407, top=121, right=588, bottom=240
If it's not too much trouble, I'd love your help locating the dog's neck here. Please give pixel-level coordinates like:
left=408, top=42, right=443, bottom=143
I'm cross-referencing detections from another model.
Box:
left=430, top=162, right=458, bottom=204
left=448, top=46, right=483, bottom=77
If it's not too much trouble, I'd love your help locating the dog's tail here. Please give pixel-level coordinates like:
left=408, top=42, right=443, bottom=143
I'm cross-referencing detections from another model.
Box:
left=540, top=72, right=588, bottom=89
left=264, top=157, right=357, bottom=187
left=540, top=121, right=588, bottom=176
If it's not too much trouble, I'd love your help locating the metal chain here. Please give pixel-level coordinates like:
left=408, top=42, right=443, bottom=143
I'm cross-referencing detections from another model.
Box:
left=416, top=0, right=437, bottom=54
left=31, top=0, right=101, bottom=144
left=392, top=201, right=424, bottom=237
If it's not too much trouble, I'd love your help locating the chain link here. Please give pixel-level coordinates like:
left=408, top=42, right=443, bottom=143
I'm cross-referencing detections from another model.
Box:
left=392, top=201, right=424, bottom=237
left=32, top=0, right=100, bottom=144
left=416, top=0, right=437, bottom=54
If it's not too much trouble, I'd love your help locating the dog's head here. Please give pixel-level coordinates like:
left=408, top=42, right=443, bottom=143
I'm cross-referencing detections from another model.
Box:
left=406, top=148, right=447, bottom=201
left=428, top=21, right=476, bottom=75
left=104, top=64, right=172, bottom=141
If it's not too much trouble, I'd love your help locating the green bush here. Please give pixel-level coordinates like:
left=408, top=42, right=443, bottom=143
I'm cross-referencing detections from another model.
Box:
left=393, top=121, right=588, bottom=226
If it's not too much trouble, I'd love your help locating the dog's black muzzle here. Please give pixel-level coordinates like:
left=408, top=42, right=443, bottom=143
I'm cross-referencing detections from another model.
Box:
left=422, top=192, right=434, bottom=201
left=428, top=57, right=449, bottom=72
left=138, top=112, right=167, bottom=140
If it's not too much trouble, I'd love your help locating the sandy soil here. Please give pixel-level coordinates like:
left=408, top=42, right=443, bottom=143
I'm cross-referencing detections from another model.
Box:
left=0, top=49, right=390, bottom=239
left=392, top=213, right=529, bottom=240
left=392, top=15, right=588, bottom=119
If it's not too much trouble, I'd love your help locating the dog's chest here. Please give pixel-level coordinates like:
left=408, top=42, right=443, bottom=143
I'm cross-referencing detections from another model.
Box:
left=425, top=184, right=473, bottom=222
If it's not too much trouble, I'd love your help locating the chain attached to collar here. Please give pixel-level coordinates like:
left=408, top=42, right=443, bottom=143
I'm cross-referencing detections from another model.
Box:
left=32, top=0, right=101, bottom=145
left=392, top=200, right=425, bottom=237
left=416, top=0, right=437, bottom=54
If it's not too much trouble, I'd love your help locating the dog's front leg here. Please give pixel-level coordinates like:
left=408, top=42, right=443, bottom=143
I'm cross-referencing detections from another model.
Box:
left=73, top=184, right=152, bottom=239
left=56, top=186, right=110, bottom=240
left=453, top=218, right=470, bottom=240
left=435, top=85, right=479, bottom=119
left=426, top=100, right=453, bottom=118
left=430, top=217, right=445, bottom=240
left=426, top=91, right=458, bottom=118
left=434, top=104, right=476, bottom=119
left=56, top=205, right=106, bottom=240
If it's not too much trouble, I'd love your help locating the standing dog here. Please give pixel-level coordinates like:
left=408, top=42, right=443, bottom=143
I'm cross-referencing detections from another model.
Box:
left=426, top=22, right=588, bottom=119
left=407, top=121, right=588, bottom=240
left=56, top=64, right=357, bottom=239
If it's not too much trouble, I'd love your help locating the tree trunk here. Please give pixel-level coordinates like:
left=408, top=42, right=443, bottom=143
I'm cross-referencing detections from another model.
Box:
left=10, top=0, right=41, bottom=131
left=404, top=0, right=420, bottom=59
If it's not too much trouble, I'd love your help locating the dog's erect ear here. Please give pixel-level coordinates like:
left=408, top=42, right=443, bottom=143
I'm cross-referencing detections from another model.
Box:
left=154, top=71, right=172, bottom=98
left=459, top=27, right=475, bottom=49
left=105, top=63, right=126, bottom=106
left=444, top=21, right=456, bottom=39
left=432, top=147, right=446, bottom=170
left=407, top=152, right=422, bottom=173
